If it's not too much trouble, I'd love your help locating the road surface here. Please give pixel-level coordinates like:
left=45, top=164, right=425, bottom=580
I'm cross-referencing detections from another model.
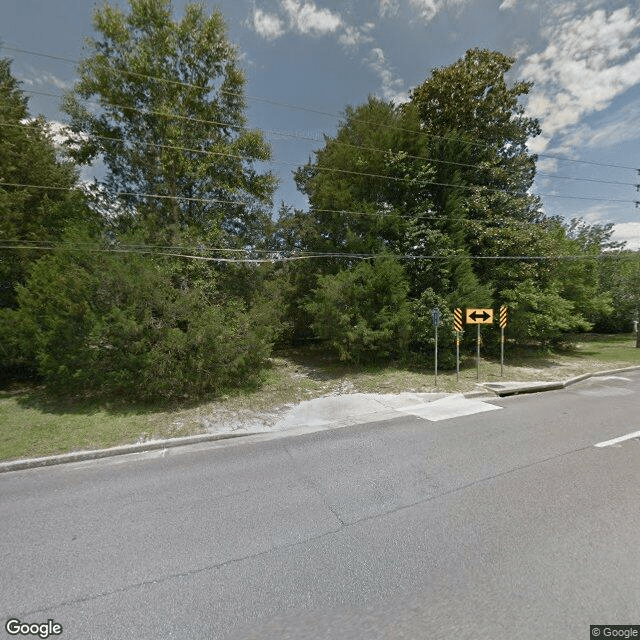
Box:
left=2, top=372, right=640, bottom=639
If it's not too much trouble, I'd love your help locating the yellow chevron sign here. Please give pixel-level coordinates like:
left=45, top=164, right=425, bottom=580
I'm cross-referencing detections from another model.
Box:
left=453, top=308, right=463, bottom=332
left=499, top=305, right=508, bottom=328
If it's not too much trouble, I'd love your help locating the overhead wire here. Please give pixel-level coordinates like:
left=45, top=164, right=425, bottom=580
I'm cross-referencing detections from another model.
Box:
left=14, top=88, right=640, bottom=191
left=3, top=118, right=636, bottom=189
left=0, top=240, right=633, bottom=263
left=3, top=43, right=638, bottom=172
left=1, top=171, right=637, bottom=208
left=3, top=44, right=638, bottom=240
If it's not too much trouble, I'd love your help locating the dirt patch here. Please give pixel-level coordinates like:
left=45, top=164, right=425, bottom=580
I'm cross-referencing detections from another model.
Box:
left=171, top=347, right=640, bottom=435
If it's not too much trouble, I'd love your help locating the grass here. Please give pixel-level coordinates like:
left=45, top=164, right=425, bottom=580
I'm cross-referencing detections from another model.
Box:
left=2, top=333, right=640, bottom=463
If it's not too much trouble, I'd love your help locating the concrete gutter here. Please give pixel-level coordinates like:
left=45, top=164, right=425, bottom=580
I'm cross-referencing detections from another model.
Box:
left=480, top=365, right=640, bottom=397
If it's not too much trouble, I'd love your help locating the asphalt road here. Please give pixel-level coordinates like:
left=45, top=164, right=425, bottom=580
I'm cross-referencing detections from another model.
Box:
left=2, top=372, right=640, bottom=639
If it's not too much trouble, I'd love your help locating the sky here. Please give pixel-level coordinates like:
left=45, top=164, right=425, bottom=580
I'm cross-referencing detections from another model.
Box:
left=2, top=0, right=640, bottom=247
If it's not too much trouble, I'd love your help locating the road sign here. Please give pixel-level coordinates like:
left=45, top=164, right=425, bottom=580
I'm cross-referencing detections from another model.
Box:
left=453, top=308, right=463, bottom=332
left=499, top=305, right=508, bottom=328
left=432, top=307, right=441, bottom=326
left=466, top=308, right=493, bottom=324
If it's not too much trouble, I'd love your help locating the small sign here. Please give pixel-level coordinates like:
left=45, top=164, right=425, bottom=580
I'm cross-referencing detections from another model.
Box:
left=453, top=308, right=463, bottom=332
left=432, top=307, right=441, bottom=326
left=466, top=308, right=493, bottom=324
left=499, top=305, right=508, bottom=328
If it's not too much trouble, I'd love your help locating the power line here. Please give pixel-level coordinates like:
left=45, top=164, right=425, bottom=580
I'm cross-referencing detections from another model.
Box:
left=4, top=43, right=638, bottom=173
left=10, top=89, right=640, bottom=203
left=0, top=181, right=258, bottom=207
left=3, top=115, right=638, bottom=195
left=1, top=175, right=637, bottom=209
left=0, top=241, right=634, bottom=262
left=12, top=89, right=639, bottom=203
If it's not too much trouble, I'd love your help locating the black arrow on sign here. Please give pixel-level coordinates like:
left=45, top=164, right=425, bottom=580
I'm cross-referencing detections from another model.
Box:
left=469, top=310, right=490, bottom=322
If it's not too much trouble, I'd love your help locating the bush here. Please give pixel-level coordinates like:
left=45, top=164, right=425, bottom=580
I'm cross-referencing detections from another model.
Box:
left=4, top=241, right=280, bottom=401
left=409, top=289, right=457, bottom=369
left=305, top=257, right=412, bottom=364
left=500, top=280, right=591, bottom=347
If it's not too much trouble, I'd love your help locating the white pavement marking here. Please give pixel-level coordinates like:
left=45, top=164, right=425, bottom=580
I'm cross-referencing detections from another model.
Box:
left=594, top=430, right=640, bottom=448
left=398, top=394, right=502, bottom=422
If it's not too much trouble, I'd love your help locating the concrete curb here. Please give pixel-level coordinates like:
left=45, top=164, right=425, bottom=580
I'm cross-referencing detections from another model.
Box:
left=3, top=365, right=640, bottom=473
left=0, top=431, right=259, bottom=474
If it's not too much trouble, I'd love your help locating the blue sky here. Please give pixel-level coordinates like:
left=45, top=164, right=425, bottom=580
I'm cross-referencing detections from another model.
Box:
left=3, top=0, right=640, bottom=247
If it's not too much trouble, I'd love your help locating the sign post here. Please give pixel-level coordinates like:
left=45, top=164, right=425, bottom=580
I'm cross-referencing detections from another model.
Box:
left=499, top=305, right=508, bottom=376
left=465, top=308, right=493, bottom=382
left=453, top=308, right=463, bottom=382
left=432, top=307, right=441, bottom=388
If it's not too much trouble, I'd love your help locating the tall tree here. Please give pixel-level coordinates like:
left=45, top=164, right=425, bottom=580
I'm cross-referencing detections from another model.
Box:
left=0, top=58, right=88, bottom=309
left=287, top=49, right=611, bottom=353
left=408, top=49, right=543, bottom=295
left=63, top=0, right=276, bottom=244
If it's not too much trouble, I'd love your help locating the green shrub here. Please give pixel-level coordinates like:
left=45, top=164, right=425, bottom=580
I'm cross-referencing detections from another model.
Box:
left=409, top=289, right=457, bottom=369
left=5, top=241, right=279, bottom=401
left=500, top=280, right=591, bottom=347
left=305, top=257, right=412, bottom=364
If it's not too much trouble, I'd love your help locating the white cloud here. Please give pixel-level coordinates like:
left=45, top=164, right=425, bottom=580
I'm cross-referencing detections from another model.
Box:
left=281, top=0, right=342, bottom=35
left=611, top=222, right=640, bottom=250
left=559, top=99, right=640, bottom=150
left=379, top=0, right=400, bottom=17
left=252, top=9, right=285, bottom=40
left=21, top=64, right=73, bottom=90
left=409, top=0, right=468, bottom=22
left=521, top=5, right=640, bottom=152
left=252, top=1, right=342, bottom=39
left=338, top=23, right=375, bottom=50
left=536, top=157, right=559, bottom=173
left=365, top=47, right=408, bottom=104
left=499, top=0, right=517, bottom=9
left=44, top=120, right=72, bottom=147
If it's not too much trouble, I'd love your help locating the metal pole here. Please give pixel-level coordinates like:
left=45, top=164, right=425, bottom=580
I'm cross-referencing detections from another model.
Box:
left=434, top=324, right=438, bottom=388
left=477, top=324, right=480, bottom=381
left=456, top=332, right=460, bottom=382
left=501, top=326, right=504, bottom=377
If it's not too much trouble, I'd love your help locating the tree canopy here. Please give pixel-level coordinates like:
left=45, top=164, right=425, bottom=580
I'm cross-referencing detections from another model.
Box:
left=63, top=0, right=276, bottom=244
left=0, top=58, right=89, bottom=309
left=282, top=49, right=612, bottom=356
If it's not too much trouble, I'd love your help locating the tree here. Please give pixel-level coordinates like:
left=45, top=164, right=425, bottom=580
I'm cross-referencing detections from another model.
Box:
left=408, top=49, right=543, bottom=297
left=293, top=97, right=415, bottom=259
left=0, top=58, right=89, bottom=309
left=593, top=250, right=640, bottom=333
left=2, top=3, right=285, bottom=398
left=304, top=257, right=412, bottom=364
left=7, top=227, right=279, bottom=401
left=63, top=0, right=276, bottom=245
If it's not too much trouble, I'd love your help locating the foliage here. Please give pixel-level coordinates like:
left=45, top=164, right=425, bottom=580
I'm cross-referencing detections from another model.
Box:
left=501, top=280, right=591, bottom=346
left=409, top=289, right=457, bottom=368
left=0, top=58, right=91, bottom=309
left=5, top=231, right=280, bottom=401
left=63, top=0, right=276, bottom=244
left=304, top=257, right=412, bottom=364
left=593, top=251, right=640, bottom=332
left=284, top=48, right=622, bottom=355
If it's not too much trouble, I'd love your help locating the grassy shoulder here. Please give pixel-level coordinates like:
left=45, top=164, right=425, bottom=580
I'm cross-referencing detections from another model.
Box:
left=2, top=333, right=640, bottom=462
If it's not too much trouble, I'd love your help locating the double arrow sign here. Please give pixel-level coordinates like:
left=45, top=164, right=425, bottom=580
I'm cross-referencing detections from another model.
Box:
left=454, top=307, right=508, bottom=328
left=466, top=308, right=493, bottom=324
